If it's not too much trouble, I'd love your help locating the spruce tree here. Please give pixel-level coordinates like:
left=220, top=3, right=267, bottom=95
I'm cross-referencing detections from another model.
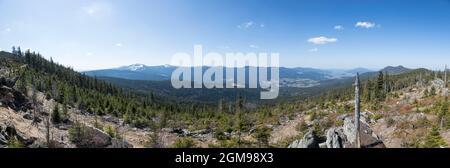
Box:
left=52, top=104, right=61, bottom=124
left=423, top=126, right=447, bottom=148
left=376, top=71, right=385, bottom=101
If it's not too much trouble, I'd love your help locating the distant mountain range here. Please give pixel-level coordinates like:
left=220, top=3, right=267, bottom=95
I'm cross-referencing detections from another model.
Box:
left=82, top=64, right=413, bottom=103
left=83, top=64, right=378, bottom=88
left=379, top=65, right=411, bottom=75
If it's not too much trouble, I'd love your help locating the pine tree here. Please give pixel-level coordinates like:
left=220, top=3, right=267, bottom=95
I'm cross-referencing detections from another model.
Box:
left=145, top=132, right=162, bottom=148
left=430, top=86, right=436, bottom=96
left=52, top=104, right=61, bottom=124
left=17, top=47, right=22, bottom=56
left=11, top=46, right=16, bottom=55
left=439, top=99, right=449, bottom=129
left=423, top=126, right=447, bottom=148
left=376, top=71, right=385, bottom=101
left=254, top=126, right=271, bottom=147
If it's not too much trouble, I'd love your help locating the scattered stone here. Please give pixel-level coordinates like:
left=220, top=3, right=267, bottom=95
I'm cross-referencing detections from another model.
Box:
left=103, top=115, right=120, bottom=125
left=171, top=128, right=191, bottom=137
left=190, top=128, right=212, bottom=135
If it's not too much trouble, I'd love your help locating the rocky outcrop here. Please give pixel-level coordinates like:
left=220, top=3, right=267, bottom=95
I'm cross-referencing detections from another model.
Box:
left=325, top=127, right=344, bottom=148
left=288, top=114, right=385, bottom=148
left=0, top=123, right=35, bottom=148
left=288, top=130, right=320, bottom=148
left=0, top=77, right=18, bottom=88
left=0, top=86, right=32, bottom=111
left=430, top=79, right=449, bottom=96
left=325, top=117, right=385, bottom=148
left=70, top=125, right=132, bottom=148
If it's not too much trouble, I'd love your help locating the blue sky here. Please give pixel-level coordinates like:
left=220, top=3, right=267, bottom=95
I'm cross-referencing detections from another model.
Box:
left=1, top=0, right=449, bottom=70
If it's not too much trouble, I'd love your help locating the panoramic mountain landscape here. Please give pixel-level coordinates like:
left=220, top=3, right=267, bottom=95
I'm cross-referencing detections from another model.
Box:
left=1, top=50, right=449, bottom=148
left=0, top=0, right=449, bottom=153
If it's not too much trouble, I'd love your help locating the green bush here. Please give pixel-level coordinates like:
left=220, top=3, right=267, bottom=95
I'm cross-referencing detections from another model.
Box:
left=171, top=137, right=197, bottom=148
left=372, top=113, right=383, bottom=121
left=214, top=129, right=229, bottom=141
left=209, top=138, right=239, bottom=148
left=296, top=120, right=308, bottom=133
left=144, top=132, right=162, bottom=148
left=422, top=126, right=447, bottom=148
left=103, top=125, right=117, bottom=138
left=68, top=122, right=87, bottom=144
left=253, top=126, right=271, bottom=147
left=7, top=137, right=24, bottom=148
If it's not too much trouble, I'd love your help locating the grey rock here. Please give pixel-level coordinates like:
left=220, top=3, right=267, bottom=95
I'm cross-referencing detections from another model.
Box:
left=343, top=117, right=356, bottom=144
left=0, top=86, right=32, bottom=111
left=71, top=125, right=132, bottom=148
left=0, top=123, right=35, bottom=147
left=0, top=133, right=7, bottom=145
left=70, top=125, right=111, bottom=148
left=103, top=115, right=120, bottom=125
left=319, top=142, right=327, bottom=148
left=288, top=130, right=320, bottom=148
left=325, top=116, right=385, bottom=148
left=326, top=128, right=343, bottom=148
left=0, top=77, right=18, bottom=88
left=23, top=113, right=33, bottom=120
left=171, top=128, right=191, bottom=137
left=190, top=128, right=212, bottom=135
left=108, top=138, right=133, bottom=148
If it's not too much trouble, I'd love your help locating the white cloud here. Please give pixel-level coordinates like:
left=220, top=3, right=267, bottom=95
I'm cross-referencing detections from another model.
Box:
left=334, top=25, right=344, bottom=31
left=309, top=48, right=319, bottom=52
left=238, top=21, right=255, bottom=29
left=87, top=9, right=96, bottom=15
left=86, top=52, right=94, bottom=56
left=0, top=48, right=3, bottom=51
left=115, top=43, right=122, bottom=47
left=2, top=28, right=11, bottom=33
left=307, top=36, right=338, bottom=45
left=355, top=21, right=376, bottom=28
left=238, top=21, right=265, bottom=29
left=83, top=2, right=112, bottom=17
left=249, top=45, right=259, bottom=49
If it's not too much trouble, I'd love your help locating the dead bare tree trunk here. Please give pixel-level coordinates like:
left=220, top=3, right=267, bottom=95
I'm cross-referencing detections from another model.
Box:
left=354, top=73, right=361, bottom=148
left=445, top=65, right=448, bottom=88
left=45, top=116, right=50, bottom=147
left=419, top=73, right=423, bottom=86
left=441, top=65, right=448, bottom=130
